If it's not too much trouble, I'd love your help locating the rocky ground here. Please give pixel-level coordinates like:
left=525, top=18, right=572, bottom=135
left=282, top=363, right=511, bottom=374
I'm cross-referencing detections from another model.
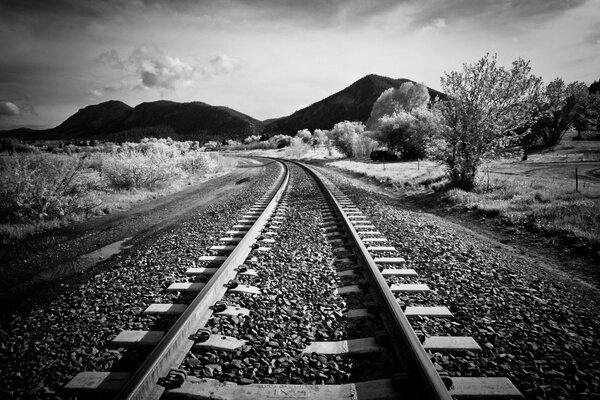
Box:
left=180, top=163, right=398, bottom=386
left=316, top=165, right=600, bottom=400
left=0, top=159, right=598, bottom=400
left=0, top=161, right=281, bottom=399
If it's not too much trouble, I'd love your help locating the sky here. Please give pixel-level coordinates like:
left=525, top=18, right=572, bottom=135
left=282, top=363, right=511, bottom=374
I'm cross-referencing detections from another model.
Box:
left=0, top=0, right=599, bottom=130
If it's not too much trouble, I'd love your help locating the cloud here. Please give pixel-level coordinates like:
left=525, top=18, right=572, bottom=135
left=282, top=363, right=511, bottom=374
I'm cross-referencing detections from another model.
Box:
left=409, top=0, right=587, bottom=31
left=0, top=101, right=20, bottom=116
left=96, top=49, right=125, bottom=69
left=203, top=55, right=241, bottom=76
left=96, top=47, right=241, bottom=92
left=420, top=17, right=446, bottom=32
left=128, top=47, right=196, bottom=90
left=86, top=89, right=103, bottom=98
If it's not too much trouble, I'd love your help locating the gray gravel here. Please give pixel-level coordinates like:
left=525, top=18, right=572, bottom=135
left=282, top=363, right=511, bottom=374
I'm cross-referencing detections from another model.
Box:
left=0, top=162, right=280, bottom=400
left=316, top=166, right=600, bottom=400
left=183, top=163, right=401, bottom=385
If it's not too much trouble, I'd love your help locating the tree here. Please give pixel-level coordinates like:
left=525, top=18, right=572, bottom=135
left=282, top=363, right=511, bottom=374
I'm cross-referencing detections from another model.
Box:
left=367, top=82, right=430, bottom=129
left=590, top=79, right=600, bottom=95
left=371, top=108, right=442, bottom=159
left=533, top=79, right=589, bottom=146
left=312, top=129, right=328, bottom=145
left=328, top=121, right=367, bottom=158
left=268, top=134, right=292, bottom=149
left=431, top=53, right=543, bottom=191
left=573, top=93, right=600, bottom=136
left=367, top=82, right=434, bottom=158
left=243, top=135, right=261, bottom=144
left=295, top=129, right=312, bottom=143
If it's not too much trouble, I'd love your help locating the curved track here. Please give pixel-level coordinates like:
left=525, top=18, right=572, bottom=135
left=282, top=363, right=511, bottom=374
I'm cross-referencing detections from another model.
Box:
left=64, top=160, right=522, bottom=400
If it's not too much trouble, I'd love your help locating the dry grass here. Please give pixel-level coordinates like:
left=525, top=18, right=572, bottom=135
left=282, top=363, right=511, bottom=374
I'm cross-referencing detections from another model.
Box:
left=231, top=144, right=345, bottom=160
left=327, top=132, right=600, bottom=249
left=328, top=159, right=446, bottom=189
left=448, top=177, right=600, bottom=247
left=0, top=140, right=234, bottom=241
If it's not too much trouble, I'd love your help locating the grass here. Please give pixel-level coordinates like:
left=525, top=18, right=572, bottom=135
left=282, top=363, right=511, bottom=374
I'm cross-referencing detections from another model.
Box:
left=447, top=177, right=600, bottom=248
left=0, top=139, right=234, bottom=242
left=327, top=130, right=600, bottom=251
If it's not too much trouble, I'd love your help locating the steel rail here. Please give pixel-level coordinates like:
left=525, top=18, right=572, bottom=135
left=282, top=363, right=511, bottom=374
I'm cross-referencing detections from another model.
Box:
left=297, top=161, right=453, bottom=400
left=114, top=160, right=289, bottom=400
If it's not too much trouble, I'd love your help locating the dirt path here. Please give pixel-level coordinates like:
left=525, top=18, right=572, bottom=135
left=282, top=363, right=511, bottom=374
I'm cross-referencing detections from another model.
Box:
left=314, top=164, right=600, bottom=296
left=0, top=157, right=271, bottom=315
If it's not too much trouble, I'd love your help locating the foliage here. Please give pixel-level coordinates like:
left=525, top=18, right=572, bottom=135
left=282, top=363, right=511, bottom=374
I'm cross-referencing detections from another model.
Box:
left=590, top=79, right=600, bottom=95
left=0, top=138, right=228, bottom=231
left=243, top=135, right=261, bottom=144
left=295, top=129, right=312, bottom=143
left=353, top=133, right=378, bottom=159
left=367, top=82, right=435, bottom=159
left=447, top=178, right=600, bottom=249
left=268, top=134, right=292, bottom=149
left=573, top=93, right=600, bottom=136
left=370, top=108, right=441, bottom=159
left=0, top=154, right=99, bottom=223
left=532, top=79, right=590, bottom=147
left=204, top=140, right=220, bottom=150
left=312, top=129, right=329, bottom=145
left=226, top=139, right=242, bottom=147
left=430, top=53, right=543, bottom=191
left=366, top=82, right=430, bottom=129
left=287, top=137, right=311, bottom=158
left=328, top=121, right=368, bottom=158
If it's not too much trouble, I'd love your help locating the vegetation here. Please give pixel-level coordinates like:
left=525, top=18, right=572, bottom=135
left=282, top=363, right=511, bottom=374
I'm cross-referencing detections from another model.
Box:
left=447, top=177, right=600, bottom=249
left=0, top=138, right=230, bottom=240
left=328, top=121, right=376, bottom=158
left=429, top=54, right=544, bottom=191
left=329, top=139, right=600, bottom=252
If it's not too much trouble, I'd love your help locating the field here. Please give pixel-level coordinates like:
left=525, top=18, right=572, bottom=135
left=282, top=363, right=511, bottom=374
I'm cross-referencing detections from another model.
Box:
left=0, top=139, right=234, bottom=241
left=324, top=131, right=600, bottom=251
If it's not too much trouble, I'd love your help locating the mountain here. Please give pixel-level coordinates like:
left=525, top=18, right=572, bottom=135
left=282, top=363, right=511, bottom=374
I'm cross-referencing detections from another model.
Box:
left=264, top=74, right=445, bottom=134
left=0, top=100, right=264, bottom=142
left=47, top=100, right=132, bottom=138
left=1, top=74, right=445, bottom=142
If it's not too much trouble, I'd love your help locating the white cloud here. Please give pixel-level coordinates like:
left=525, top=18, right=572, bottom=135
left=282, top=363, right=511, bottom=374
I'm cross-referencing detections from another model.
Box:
left=203, top=54, right=241, bottom=76
left=96, top=47, right=242, bottom=93
left=86, top=89, right=103, bottom=98
left=0, top=101, right=20, bottom=116
left=129, top=47, right=196, bottom=90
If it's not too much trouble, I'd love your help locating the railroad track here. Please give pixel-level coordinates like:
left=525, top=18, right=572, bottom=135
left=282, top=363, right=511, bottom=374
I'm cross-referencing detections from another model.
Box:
left=64, top=160, right=523, bottom=399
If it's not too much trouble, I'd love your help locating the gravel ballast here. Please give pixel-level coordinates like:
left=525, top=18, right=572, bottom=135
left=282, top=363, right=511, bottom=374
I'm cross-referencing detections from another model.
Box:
left=182, top=163, right=401, bottom=385
left=0, top=161, right=281, bottom=400
left=316, top=166, right=600, bottom=400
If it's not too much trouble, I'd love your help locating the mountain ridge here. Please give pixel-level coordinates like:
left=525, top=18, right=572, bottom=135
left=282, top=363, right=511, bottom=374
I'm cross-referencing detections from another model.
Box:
left=1, top=74, right=445, bottom=141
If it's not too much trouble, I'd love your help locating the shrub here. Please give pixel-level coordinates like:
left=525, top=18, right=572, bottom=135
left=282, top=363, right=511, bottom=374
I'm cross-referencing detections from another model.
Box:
left=268, top=134, right=292, bottom=149
left=102, top=152, right=179, bottom=190
left=0, top=154, right=99, bottom=223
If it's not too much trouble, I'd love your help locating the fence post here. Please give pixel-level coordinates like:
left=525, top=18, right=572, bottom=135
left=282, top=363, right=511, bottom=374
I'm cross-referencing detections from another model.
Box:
left=575, top=167, right=579, bottom=192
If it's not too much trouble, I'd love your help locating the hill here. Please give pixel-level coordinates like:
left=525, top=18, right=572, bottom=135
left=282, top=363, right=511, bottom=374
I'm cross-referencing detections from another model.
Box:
left=47, top=100, right=132, bottom=138
left=0, top=74, right=445, bottom=142
left=1, top=100, right=264, bottom=142
left=264, top=74, right=445, bottom=134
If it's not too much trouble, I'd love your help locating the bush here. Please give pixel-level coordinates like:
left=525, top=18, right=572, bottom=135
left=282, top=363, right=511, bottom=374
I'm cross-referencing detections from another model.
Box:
left=102, top=152, right=179, bottom=190
left=0, top=154, right=99, bottom=223
left=268, top=134, right=292, bottom=149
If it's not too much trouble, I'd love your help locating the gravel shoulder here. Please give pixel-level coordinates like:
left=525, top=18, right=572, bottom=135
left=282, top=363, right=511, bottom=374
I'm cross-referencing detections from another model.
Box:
left=0, top=157, right=282, bottom=399
left=313, top=164, right=600, bottom=399
left=316, top=163, right=600, bottom=295
left=0, top=157, right=272, bottom=318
